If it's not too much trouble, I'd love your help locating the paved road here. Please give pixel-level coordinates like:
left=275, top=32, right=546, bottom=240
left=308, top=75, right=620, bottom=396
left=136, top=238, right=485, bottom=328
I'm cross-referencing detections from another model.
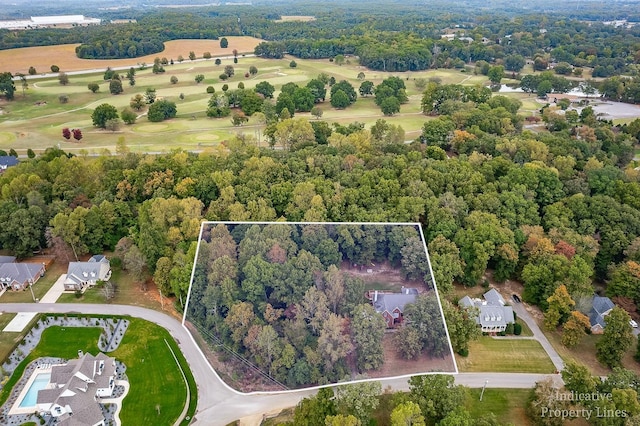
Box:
left=0, top=303, right=557, bottom=425
left=511, top=300, right=565, bottom=372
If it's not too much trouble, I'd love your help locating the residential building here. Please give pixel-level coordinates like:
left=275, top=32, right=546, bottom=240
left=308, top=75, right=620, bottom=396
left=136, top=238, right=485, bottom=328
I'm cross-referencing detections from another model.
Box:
left=37, top=352, right=117, bottom=426
left=0, top=262, right=46, bottom=290
left=64, top=255, right=112, bottom=292
left=371, top=287, right=419, bottom=328
left=459, top=288, right=515, bottom=333
left=589, top=295, right=615, bottom=334
left=0, top=156, right=19, bottom=173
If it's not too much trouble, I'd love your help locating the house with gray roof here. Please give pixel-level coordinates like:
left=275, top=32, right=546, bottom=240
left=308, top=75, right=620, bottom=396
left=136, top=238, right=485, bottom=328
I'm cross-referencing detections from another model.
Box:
left=0, top=262, right=45, bottom=291
left=459, top=288, right=514, bottom=333
left=372, top=287, right=419, bottom=328
left=0, top=156, right=19, bottom=173
left=37, top=352, right=117, bottom=426
left=64, top=255, right=111, bottom=292
left=0, top=255, right=16, bottom=264
left=589, top=295, right=615, bottom=334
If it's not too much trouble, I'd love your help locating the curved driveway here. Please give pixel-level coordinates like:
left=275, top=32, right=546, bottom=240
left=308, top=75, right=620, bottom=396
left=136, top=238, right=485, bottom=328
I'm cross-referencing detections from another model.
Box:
left=0, top=303, right=556, bottom=425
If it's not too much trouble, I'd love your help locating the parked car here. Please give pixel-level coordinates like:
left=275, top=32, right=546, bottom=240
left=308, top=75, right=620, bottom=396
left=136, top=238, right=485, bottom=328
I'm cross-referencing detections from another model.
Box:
left=630, top=320, right=638, bottom=328
left=512, top=294, right=521, bottom=303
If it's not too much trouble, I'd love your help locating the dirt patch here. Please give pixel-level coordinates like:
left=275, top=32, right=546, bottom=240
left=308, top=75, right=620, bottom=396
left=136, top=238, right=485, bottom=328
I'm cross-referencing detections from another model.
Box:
left=341, top=261, right=428, bottom=291
left=0, top=36, right=263, bottom=75
left=368, top=332, right=456, bottom=378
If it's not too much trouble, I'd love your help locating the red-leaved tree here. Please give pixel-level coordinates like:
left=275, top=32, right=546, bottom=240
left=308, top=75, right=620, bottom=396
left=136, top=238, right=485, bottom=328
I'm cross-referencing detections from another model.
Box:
left=72, top=129, right=83, bottom=141
left=62, top=128, right=71, bottom=140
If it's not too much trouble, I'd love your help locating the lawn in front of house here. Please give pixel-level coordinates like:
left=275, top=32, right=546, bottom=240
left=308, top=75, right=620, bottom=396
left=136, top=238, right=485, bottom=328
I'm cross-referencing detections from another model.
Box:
left=0, top=262, right=65, bottom=303
left=456, top=337, right=555, bottom=373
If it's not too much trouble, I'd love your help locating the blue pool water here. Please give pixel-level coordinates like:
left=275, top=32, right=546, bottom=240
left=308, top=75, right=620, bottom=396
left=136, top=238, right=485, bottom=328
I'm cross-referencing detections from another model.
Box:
left=19, top=373, right=50, bottom=408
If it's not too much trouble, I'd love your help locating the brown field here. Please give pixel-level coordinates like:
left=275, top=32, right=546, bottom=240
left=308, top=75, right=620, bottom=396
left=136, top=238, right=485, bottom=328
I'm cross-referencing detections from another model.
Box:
left=0, top=36, right=263, bottom=75
left=275, top=15, right=316, bottom=22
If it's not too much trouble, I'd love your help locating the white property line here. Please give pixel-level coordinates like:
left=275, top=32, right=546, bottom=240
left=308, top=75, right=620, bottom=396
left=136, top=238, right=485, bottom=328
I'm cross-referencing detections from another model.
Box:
left=165, top=338, right=191, bottom=426
left=181, top=221, right=459, bottom=397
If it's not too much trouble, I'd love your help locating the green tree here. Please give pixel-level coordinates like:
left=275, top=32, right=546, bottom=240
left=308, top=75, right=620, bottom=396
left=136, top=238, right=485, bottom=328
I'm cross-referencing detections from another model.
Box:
left=427, top=235, right=463, bottom=295
left=359, top=81, right=374, bottom=97
left=596, top=307, right=634, bottom=368
left=487, top=65, right=505, bottom=84
left=351, top=303, right=386, bottom=371
left=290, top=60, right=297, bottom=68
left=130, top=94, right=145, bottom=111
left=331, top=90, right=350, bottom=109
left=318, top=313, right=353, bottom=372
left=195, top=74, right=205, bottom=84
left=442, top=300, right=480, bottom=355
left=91, top=103, right=119, bottom=128
left=409, top=375, right=464, bottom=424
left=335, top=381, right=381, bottom=424
left=274, top=118, right=315, bottom=150
left=311, top=106, right=323, bottom=119
left=293, top=388, right=336, bottom=426
left=88, top=83, right=100, bottom=93
left=224, top=65, right=234, bottom=77
left=188, top=51, right=196, bottom=61
left=390, top=401, right=425, bottom=426
left=147, top=100, right=177, bottom=122
left=58, top=72, right=69, bottom=86
left=120, top=108, right=137, bottom=125
left=380, top=96, right=400, bottom=116
left=109, top=79, right=123, bottom=95
left=144, top=88, right=157, bottom=104
left=207, top=93, right=231, bottom=118
left=249, top=66, right=258, bottom=75
left=255, top=81, right=275, bottom=98
left=170, top=76, right=178, bottom=84
left=220, top=37, right=228, bottom=48
left=0, top=72, right=15, bottom=100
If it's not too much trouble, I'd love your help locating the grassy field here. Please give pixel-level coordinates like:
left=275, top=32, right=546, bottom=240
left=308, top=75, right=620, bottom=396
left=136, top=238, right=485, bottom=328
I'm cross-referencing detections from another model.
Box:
left=456, top=337, right=556, bottom=373
left=0, top=50, right=492, bottom=155
left=0, top=317, right=196, bottom=425
left=0, top=37, right=263, bottom=75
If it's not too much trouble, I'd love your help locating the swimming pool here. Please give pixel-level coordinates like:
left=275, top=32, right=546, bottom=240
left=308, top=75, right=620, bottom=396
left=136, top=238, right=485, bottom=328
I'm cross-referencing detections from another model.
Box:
left=19, top=373, right=50, bottom=408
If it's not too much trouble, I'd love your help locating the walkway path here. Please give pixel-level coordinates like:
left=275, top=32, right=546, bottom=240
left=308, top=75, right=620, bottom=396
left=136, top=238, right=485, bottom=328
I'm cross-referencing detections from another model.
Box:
left=38, top=274, right=66, bottom=303
left=511, top=301, right=565, bottom=372
left=0, top=303, right=560, bottom=425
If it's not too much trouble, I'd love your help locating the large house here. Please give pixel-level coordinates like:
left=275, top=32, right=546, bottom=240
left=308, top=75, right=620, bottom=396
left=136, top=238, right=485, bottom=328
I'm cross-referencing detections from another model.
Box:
left=64, top=255, right=112, bottom=292
left=589, top=295, right=615, bottom=334
left=372, top=287, right=419, bottom=328
left=459, top=288, right=515, bottom=333
left=0, top=156, right=19, bottom=173
left=0, top=262, right=46, bottom=291
left=37, top=352, right=117, bottom=426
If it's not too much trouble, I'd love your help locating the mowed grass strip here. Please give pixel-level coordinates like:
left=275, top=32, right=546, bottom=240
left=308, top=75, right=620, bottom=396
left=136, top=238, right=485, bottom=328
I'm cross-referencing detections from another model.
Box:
left=456, top=337, right=555, bottom=373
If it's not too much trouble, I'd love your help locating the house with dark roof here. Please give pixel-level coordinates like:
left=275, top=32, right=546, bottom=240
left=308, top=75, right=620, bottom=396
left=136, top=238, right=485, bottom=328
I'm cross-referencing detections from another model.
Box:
left=0, top=262, right=46, bottom=290
left=0, top=156, right=18, bottom=173
left=589, top=295, right=615, bottom=334
left=372, top=287, right=419, bottom=328
left=37, top=352, right=117, bottom=426
left=459, top=288, right=515, bottom=333
left=64, top=255, right=111, bottom=292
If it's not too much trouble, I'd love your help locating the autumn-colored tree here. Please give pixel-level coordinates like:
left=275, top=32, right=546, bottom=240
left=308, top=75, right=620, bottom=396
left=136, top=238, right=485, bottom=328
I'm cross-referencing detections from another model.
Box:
left=562, top=311, right=591, bottom=347
left=544, top=285, right=575, bottom=330
left=62, top=128, right=71, bottom=140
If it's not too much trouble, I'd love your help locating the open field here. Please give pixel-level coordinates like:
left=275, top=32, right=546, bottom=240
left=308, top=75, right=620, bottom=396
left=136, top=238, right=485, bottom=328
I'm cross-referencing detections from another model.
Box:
left=274, top=16, right=316, bottom=22
left=456, top=337, right=556, bottom=373
left=0, top=55, right=484, bottom=154
left=0, top=37, right=263, bottom=75
left=465, top=388, right=533, bottom=425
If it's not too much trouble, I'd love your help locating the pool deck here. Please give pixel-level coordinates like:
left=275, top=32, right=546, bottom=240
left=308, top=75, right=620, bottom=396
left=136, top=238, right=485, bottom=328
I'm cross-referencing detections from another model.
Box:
left=8, top=363, right=58, bottom=415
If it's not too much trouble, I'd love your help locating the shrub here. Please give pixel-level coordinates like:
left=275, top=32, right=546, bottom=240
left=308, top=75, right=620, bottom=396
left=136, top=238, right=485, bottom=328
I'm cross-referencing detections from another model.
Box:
left=289, top=60, right=297, bottom=68
left=505, top=323, right=514, bottom=335
left=457, top=348, right=469, bottom=357
left=219, top=73, right=228, bottom=81
left=206, top=86, right=215, bottom=94
left=514, top=323, right=522, bottom=335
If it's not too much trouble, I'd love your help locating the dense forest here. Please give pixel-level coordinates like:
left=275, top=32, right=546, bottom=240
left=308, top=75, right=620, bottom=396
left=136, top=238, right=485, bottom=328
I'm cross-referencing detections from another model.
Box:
left=185, top=223, right=452, bottom=389
left=2, top=2, right=640, bottom=77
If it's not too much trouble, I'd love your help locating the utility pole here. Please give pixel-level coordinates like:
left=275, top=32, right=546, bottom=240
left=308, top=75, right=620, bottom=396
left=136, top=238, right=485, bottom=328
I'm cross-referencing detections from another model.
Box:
left=480, top=379, right=488, bottom=401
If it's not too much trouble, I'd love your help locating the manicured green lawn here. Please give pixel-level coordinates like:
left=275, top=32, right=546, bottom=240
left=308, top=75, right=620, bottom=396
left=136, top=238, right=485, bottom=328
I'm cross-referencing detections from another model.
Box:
left=465, top=388, right=532, bottom=425
left=456, top=337, right=555, bottom=373
left=0, top=325, right=102, bottom=406
left=0, top=317, right=196, bottom=425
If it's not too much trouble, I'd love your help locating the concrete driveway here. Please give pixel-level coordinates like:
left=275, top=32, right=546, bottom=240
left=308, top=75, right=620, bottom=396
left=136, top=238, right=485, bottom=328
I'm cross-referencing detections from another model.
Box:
left=38, top=274, right=67, bottom=303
